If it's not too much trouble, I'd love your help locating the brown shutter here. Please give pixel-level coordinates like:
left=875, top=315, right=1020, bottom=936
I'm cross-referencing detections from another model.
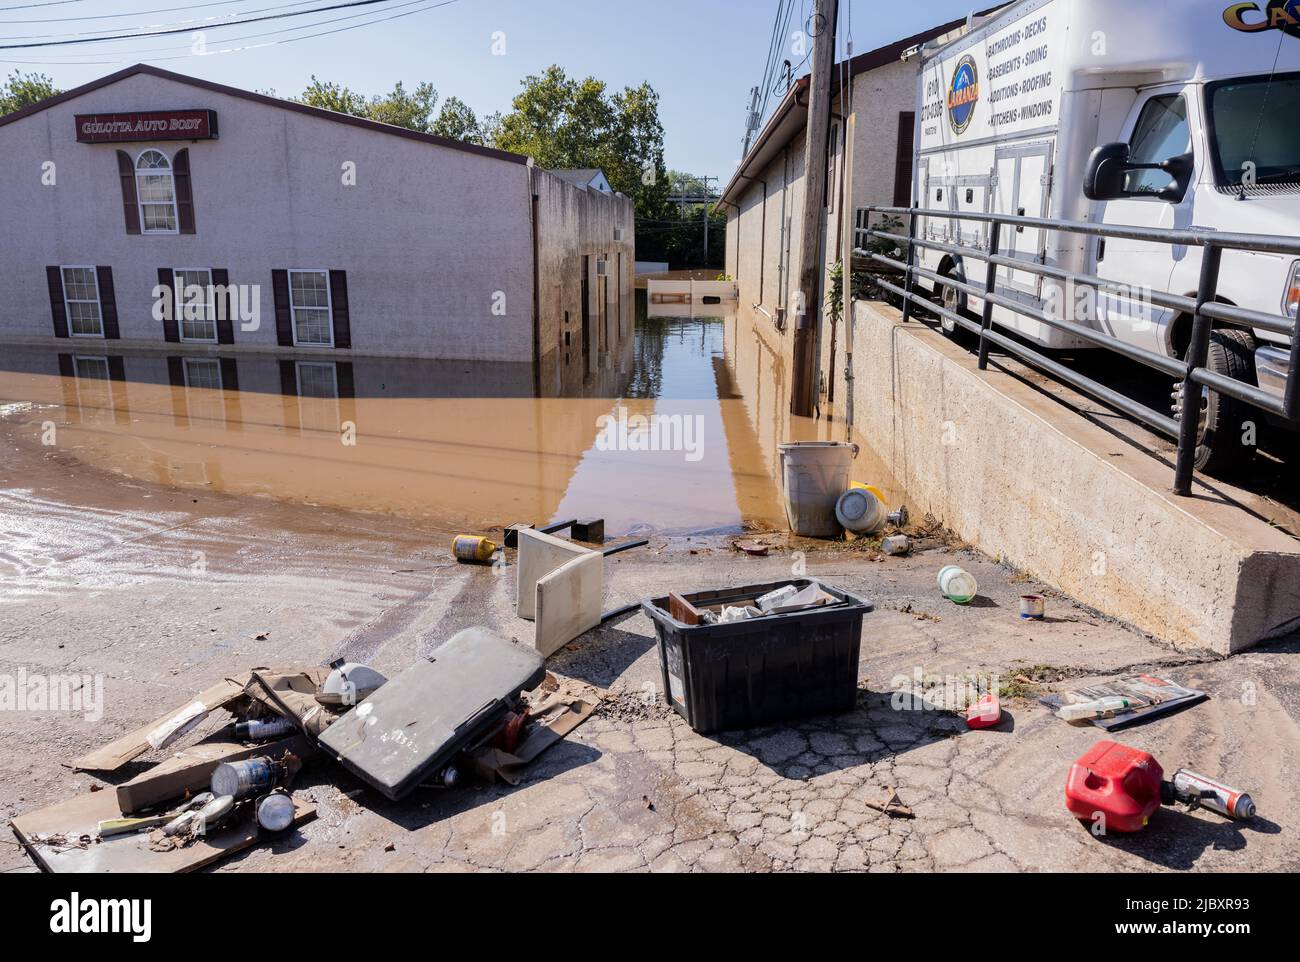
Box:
left=96, top=266, right=120, bottom=339
left=173, top=148, right=196, bottom=234
left=158, top=267, right=179, bottom=342
left=212, top=268, right=234, bottom=344
left=47, top=266, right=69, bottom=338
left=220, top=357, right=242, bottom=431
left=117, top=150, right=141, bottom=235
left=329, top=270, right=350, bottom=349
left=272, top=270, right=293, bottom=346
left=893, top=111, right=916, bottom=208
left=108, top=356, right=130, bottom=424
left=278, top=359, right=300, bottom=433
left=166, top=356, right=189, bottom=427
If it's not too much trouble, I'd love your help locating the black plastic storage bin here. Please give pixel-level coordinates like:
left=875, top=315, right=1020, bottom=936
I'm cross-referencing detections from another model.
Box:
left=642, top=578, right=872, bottom=734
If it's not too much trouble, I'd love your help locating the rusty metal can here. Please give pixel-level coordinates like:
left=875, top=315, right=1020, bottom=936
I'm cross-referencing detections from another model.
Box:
left=1170, top=769, right=1256, bottom=820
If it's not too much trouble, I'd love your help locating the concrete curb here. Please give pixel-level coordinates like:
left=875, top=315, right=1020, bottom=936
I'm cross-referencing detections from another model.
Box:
left=847, top=301, right=1300, bottom=654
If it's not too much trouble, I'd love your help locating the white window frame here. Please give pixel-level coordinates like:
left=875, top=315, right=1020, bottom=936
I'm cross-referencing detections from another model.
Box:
left=61, top=265, right=104, bottom=338
left=294, top=360, right=340, bottom=431
left=71, top=355, right=112, bottom=416
left=136, top=149, right=179, bottom=235
left=173, top=267, right=217, bottom=343
left=181, top=356, right=225, bottom=426
left=288, top=268, right=335, bottom=348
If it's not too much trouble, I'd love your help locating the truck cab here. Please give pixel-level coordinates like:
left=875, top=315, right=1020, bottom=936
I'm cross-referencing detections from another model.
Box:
left=912, top=0, right=1300, bottom=473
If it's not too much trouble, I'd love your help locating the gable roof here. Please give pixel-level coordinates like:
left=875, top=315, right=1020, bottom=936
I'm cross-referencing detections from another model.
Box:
left=0, top=62, right=528, bottom=166
left=716, top=4, right=1008, bottom=207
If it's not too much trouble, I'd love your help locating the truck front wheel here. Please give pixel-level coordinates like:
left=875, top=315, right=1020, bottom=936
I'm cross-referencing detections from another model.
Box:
left=934, top=266, right=968, bottom=341
left=1170, top=328, right=1258, bottom=476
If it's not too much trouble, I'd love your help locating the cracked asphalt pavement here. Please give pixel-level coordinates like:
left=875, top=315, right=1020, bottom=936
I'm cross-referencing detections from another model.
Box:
left=2, top=428, right=1298, bottom=874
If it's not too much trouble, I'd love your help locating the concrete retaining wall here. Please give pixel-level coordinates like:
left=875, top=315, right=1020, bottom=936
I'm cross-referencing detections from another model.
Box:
left=847, top=300, right=1300, bottom=654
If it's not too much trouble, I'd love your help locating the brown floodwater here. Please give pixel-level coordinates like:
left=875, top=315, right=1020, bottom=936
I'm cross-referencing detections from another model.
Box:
left=0, top=296, right=901, bottom=537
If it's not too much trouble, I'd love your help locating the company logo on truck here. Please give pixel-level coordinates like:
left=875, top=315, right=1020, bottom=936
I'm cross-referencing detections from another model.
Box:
left=947, top=55, right=980, bottom=134
left=1224, top=0, right=1300, bottom=37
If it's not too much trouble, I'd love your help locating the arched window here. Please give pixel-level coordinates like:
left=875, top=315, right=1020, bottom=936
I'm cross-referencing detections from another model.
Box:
left=136, top=149, right=178, bottom=233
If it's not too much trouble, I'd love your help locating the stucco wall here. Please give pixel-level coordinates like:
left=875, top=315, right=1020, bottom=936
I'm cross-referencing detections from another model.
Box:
left=0, top=72, right=540, bottom=362
left=723, top=62, right=918, bottom=404
left=532, top=167, right=635, bottom=397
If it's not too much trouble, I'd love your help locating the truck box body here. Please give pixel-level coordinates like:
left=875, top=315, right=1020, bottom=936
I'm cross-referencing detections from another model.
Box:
left=914, top=0, right=1300, bottom=388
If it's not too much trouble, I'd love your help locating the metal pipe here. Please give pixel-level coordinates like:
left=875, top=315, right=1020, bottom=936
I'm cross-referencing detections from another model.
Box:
left=1174, top=246, right=1223, bottom=496
left=978, top=221, right=1000, bottom=370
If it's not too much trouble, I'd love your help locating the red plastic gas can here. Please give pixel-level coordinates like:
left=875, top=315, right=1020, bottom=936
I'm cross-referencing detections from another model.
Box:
left=1065, top=740, right=1164, bottom=833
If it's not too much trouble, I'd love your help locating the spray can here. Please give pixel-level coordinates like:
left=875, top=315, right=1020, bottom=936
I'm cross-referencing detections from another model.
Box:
left=1167, top=769, right=1256, bottom=820
left=453, top=535, right=498, bottom=564
left=211, top=758, right=279, bottom=800
left=234, top=717, right=297, bottom=741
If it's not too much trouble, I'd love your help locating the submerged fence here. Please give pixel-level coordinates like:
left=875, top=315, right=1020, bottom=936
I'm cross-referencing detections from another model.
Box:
left=852, top=204, right=1300, bottom=495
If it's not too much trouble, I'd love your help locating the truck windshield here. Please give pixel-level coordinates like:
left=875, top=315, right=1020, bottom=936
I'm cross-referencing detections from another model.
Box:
left=1209, top=74, right=1300, bottom=187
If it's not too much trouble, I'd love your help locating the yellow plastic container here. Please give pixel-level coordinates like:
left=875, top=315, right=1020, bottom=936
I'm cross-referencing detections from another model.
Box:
left=850, top=481, right=887, bottom=504
left=453, top=535, right=498, bottom=564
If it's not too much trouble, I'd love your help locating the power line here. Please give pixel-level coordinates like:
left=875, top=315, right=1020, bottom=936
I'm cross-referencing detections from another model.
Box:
left=3, top=0, right=321, bottom=28
left=0, top=0, right=459, bottom=65
left=0, top=0, right=407, bottom=49
left=3, top=0, right=438, bottom=60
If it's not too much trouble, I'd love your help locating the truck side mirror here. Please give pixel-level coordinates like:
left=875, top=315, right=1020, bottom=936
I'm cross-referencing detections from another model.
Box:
left=1084, top=142, right=1132, bottom=200
left=1156, top=152, right=1194, bottom=203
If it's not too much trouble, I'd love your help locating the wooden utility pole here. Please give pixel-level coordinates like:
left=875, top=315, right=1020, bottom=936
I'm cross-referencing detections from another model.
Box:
left=790, top=0, right=838, bottom=418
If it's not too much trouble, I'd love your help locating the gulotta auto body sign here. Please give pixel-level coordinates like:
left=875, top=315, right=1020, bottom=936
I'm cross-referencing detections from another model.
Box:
left=947, top=55, right=980, bottom=134
left=1223, top=1, right=1300, bottom=36
left=74, top=109, right=218, bottom=143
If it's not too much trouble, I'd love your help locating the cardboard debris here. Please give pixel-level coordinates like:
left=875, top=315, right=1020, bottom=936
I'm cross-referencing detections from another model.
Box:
left=11, top=787, right=314, bottom=873
left=116, top=734, right=313, bottom=814
left=472, top=682, right=599, bottom=785
left=246, top=667, right=341, bottom=738
left=71, top=674, right=253, bottom=772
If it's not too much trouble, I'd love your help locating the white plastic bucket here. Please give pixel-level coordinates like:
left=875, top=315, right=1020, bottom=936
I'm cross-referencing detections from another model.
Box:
left=778, top=441, right=859, bottom=537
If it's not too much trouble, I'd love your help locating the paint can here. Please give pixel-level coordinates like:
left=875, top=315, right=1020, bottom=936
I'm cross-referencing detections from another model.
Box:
left=1019, top=594, right=1046, bottom=620
left=937, top=565, right=978, bottom=604
left=1169, top=769, right=1256, bottom=820
left=211, top=758, right=278, bottom=800
left=256, top=792, right=296, bottom=833
left=453, top=535, right=498, bottom=564
left=882, top=535, right=911, bottom=556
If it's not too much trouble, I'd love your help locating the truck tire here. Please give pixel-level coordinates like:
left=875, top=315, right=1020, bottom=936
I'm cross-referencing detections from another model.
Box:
left=1170, top=328, right=1258, bottom=476
left=934, top=266, right=968, bottom=341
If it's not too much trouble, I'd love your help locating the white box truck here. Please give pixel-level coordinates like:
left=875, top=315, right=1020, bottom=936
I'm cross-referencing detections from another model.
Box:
left=910, top=0, right=1300, bottom=470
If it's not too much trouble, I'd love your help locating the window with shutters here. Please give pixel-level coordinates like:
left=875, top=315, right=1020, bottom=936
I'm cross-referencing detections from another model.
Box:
left=174, top=268, right=216, bottom=342
left=136, top=150, right=178, bottom=233
left=182, top=357, right=225, bottom=425
left=288, top=269, right=334, bottom=346
left=61, top=266, right=104, bottom=337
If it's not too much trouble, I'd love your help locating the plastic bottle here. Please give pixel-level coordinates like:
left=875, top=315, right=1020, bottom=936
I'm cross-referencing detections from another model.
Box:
left=1057, top=695, right=1137, bottom=722
left=937, top=565, right=978, bottom=604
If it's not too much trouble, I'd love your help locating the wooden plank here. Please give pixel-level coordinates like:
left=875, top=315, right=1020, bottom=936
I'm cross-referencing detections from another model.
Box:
left=71, top=674, right=252, bottom=773
left=668, top=591, right=703, bottom=626
left=11, top=788, right=314, bottom=873
left=116, top=734, right=313, bottom=814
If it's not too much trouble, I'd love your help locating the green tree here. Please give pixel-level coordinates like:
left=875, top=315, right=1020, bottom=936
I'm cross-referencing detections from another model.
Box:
left=0, top=70, right=60, bottom=115
left=295, top=76, right=438, bottom=133
left=493, top=66, right=668, bottom=248
left=430, top=96, right=483, bottom=145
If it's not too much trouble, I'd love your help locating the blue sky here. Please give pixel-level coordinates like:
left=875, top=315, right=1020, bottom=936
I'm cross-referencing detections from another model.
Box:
left=1, top=0, right=979, bottom=178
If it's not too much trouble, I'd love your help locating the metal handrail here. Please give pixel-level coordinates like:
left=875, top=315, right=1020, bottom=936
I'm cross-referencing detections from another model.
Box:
left=852, top=205, right=1300, bottom=495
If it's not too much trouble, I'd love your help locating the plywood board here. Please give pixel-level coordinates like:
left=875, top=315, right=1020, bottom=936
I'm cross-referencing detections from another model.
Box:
left=11, top=788, right=314, bottom=873
left=71, top=674, right=253, bottom=772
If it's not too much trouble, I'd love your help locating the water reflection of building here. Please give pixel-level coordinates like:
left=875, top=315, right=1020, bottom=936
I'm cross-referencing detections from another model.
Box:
left=1, top=343, right=641, bottom=531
